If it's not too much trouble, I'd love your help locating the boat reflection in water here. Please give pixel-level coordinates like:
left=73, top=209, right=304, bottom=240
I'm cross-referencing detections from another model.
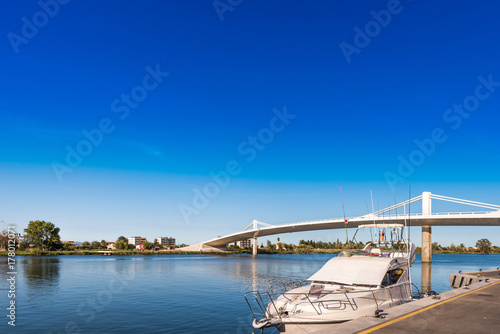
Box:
left=246, top=224, right=417, bottom=333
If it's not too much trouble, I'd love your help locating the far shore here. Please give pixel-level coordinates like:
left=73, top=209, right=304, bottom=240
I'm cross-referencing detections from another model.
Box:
left=1, top=249, right=499, bottom=256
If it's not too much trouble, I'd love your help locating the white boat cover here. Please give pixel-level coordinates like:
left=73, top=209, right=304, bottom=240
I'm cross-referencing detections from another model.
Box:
left=307, top=256, right=394, bottom=286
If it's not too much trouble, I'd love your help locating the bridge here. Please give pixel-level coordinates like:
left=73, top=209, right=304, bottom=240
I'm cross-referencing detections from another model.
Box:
left=182, top=192, right=500, bottom=262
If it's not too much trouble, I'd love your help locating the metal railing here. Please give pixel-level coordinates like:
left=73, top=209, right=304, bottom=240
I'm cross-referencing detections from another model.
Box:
left=249, top=210, right=497, bottom=231
left=245, top=282, right=412, bottom=324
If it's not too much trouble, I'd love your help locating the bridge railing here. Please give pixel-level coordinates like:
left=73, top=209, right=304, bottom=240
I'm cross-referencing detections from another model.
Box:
left=259, top=211, right=497, bottom=230
left=382, top=211, right=494, bottom=218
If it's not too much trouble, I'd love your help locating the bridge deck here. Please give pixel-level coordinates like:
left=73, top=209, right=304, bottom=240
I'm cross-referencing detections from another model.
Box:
left=201, top=211, right=500, bottom=247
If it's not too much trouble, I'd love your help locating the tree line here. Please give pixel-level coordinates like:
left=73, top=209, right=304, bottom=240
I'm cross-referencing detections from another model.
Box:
left=0, top=220, right=498, bottom=254
left=0, top=220, right=169, bottom=251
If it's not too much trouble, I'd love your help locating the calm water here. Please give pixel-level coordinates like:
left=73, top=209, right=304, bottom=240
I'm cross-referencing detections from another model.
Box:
left=1, top=254, right=499, bottom=333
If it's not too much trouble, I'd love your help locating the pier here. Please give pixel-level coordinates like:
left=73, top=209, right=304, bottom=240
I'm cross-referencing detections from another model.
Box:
left=308, top=270, right=500, bottom=334
left=97, top=251, right=113, bottom=255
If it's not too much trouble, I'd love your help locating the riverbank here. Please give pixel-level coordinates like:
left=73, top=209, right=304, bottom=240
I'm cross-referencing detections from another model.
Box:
left=1, top=248, right=498, bottom=256
left=0, top=250, right=236, bottom=256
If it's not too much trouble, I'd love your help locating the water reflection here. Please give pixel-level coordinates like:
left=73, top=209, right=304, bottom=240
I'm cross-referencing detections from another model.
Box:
left=204, top=255, right=329, bottom=292
left=22, top=257, right=60, bottom=293
left=421, top=262, right=432, bottom=293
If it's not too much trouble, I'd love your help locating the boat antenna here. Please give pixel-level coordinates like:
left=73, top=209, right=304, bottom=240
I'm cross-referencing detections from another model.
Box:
left=340, top=185, right=349, bottom=244
left=408, top=184, right=411, bottom=243
left=403, top=197, right=408, bottom=241
left=394, top=196, right=402, bottom=240
left=407, top=184, right=412, bottom=288
left=366, top=202, right=374, bottom=243
left=371, top=190, right=380, bottom=242
left=370, top=190, right=375, bottom=217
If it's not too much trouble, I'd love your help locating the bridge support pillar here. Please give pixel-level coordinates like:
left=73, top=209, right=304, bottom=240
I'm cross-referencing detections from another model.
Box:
left=421, top=191, right=432, bottom=263
left=422, top=225, right=432, bottom=263
left=252, top=237, right=257, bottom=256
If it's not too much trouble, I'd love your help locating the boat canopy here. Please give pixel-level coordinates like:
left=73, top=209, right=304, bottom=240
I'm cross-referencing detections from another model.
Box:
left=307, top=256, right=395, bottom=286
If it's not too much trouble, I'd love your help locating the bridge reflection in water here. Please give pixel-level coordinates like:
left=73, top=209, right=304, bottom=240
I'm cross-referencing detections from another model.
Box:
left=421, top=262, right=432, bottom=294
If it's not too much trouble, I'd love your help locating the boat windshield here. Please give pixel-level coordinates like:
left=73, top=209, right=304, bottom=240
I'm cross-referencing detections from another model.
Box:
left=381, top=269, right=404, bottom=286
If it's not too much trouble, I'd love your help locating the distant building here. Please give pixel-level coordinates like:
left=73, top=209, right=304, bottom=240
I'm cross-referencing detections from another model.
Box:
left=106, top=241, right=115, bottom=250
left=136, top=243, right=144, bottom=250
left=156, top=237, right=175, bottom=249
left=237, top=239, right=252, bottom=248
left=128, top=236, right=147, bottom=245
left=62, top=241, right=77, bottom=246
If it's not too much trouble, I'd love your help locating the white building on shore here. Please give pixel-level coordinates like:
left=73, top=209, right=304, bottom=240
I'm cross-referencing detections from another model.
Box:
left=156, top=237, right=175, bottom=249
left=127, top=236, right=147, bottom=245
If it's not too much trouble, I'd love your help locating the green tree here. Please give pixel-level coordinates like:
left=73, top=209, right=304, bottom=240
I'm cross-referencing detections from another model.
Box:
left=24, top=220, right=62, bottom=250
left=115, top=240, right=129, bottom=250
left=476, top=238, right=492, bottom=254
left=143, top=241, right=154, bottom=250
left=432, top=242, right=442, bottom=252
left=81, top=241, right=90, bottom=249
left=100, top=240, right=107, bottom=249
left=116, top=236, right=128, bottom=243
left=91, top=241, right=101, bottom=249
left=0, top=229, right=9, bottom=249
left=18, top=235, right=30, bottom=251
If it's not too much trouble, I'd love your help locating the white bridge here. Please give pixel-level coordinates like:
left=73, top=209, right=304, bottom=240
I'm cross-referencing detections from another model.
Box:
left=183, top=192, right=500, bottom=262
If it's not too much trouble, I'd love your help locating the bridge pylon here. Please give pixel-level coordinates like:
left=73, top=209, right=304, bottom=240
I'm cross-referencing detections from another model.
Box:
left=422, top=191, right=432, bottom=263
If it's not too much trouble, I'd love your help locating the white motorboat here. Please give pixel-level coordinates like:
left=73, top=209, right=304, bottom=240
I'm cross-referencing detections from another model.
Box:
left=246, top=224, right=416, bottom=333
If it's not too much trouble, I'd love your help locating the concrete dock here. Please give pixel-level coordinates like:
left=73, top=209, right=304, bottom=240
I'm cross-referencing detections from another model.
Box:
left=307, top=270, right=500, bottom=334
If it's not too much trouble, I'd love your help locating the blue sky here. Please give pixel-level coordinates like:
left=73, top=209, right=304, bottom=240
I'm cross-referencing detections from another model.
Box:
left=1, top=0, right=500, bottom=247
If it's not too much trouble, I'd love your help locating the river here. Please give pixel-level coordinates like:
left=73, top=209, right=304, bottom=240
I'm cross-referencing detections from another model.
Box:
left=1, top=254, right=499, bottom=333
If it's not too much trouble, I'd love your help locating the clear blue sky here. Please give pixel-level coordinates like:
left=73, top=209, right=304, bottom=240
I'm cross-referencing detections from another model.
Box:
left=1, top=0, right=500, bottom=247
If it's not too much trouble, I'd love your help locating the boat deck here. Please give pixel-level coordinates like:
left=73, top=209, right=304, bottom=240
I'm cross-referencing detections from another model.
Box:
left=305, top=270, right=500, bottom=334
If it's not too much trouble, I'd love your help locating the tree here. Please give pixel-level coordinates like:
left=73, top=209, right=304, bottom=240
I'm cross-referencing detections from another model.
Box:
left=100, top=240, right=107, bottom=249
left=143, top=241, right=154, bottom=250
left=476, top=238, right=492, bottom=254
left=81, top=241, right=90, bottom=249
left=91, top=241, right=101, bottom=249
left=0, top=229, right=9, bottom=249
left=24, top=220, right=62, bottom=250
left=117, top=236, right=128, bottom=243
left=432, top=242, right=442, bottom=252
left=115, top=240, right=129, bottom=250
